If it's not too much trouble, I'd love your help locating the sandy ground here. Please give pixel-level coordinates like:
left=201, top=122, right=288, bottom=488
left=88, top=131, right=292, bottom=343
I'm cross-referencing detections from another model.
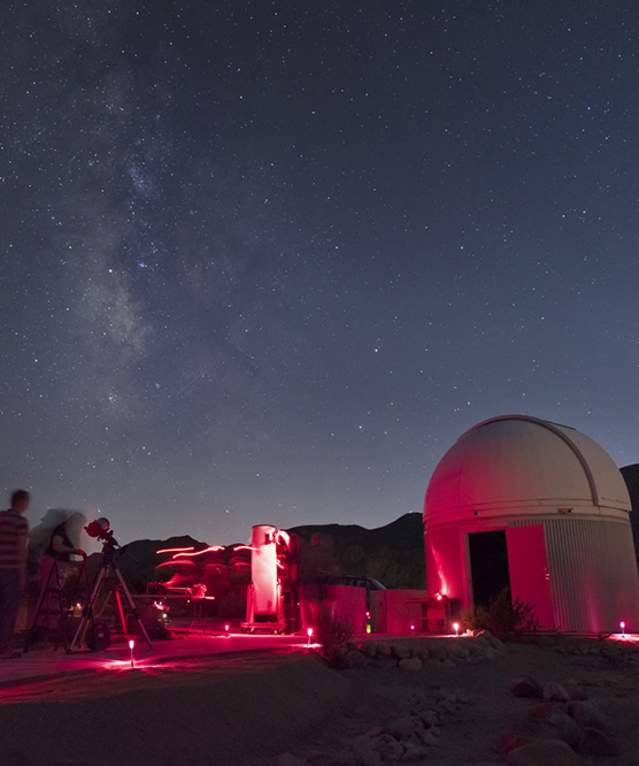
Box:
left=1, top=636, right=639, bottom=765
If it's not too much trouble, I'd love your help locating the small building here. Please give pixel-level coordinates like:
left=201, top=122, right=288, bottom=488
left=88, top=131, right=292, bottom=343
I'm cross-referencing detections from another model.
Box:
left=424, top=414, right=639, bottom=633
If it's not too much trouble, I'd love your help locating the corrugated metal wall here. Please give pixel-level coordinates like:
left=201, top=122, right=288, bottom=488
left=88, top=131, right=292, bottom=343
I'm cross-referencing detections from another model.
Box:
left=540, top=518, right=639, bottom=633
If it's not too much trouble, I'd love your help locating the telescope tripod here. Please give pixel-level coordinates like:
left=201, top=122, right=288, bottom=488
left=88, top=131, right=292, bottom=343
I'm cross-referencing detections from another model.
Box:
left=70, top=553, right=152, bottom=652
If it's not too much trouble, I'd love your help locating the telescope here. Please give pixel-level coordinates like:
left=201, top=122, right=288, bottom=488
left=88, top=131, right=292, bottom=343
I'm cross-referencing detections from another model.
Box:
left=84, top=517, right=119, bottom=553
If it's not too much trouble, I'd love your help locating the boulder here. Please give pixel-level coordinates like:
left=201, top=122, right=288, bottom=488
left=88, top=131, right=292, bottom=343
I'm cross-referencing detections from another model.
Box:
left=398, top=657, right=422, bottom=672
left=499, top=734, right=531, bottom=755
left=392, top=645, right=411, bottom=660
left=376, top=642, right=392, bottom=657
left=417, top=709, right=437, bottom=728
left=579, top=727, right=619, bottom=756
left=546, top=712, right=582, bottom=748
left=342, top=650, right=367, bottom=669
left=506, top=739, right=577, bottom=766
left=362, top=641, right=377, bottom=658
left=373, top=734, right=404, bottom=762
left=543, top=682, right=570, bottom=702
left=441, top=658, right=456, bottom=668
left=527, top=703, right=556, bottom=721
left=400, top=741, right=430, bottom=762
left=385, top=717, right=423, bottom=741
left=567, top=700, right=612, bottom=733
left=484, top=647, right=497, bottom=662
left=511, top=676, right=543, bottom=698
left=563, top=679, right=588, bottom=701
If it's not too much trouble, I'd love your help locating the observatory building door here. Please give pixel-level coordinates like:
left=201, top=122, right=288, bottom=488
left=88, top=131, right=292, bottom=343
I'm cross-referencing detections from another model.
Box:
left=468, top=530, right=511, bottom=609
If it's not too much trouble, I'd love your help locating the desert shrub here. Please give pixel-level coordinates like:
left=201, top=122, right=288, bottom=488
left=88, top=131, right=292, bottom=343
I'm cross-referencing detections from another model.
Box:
left=316, top=606, right=353, bottom=657
left=464, top=588, right=538, bottom=638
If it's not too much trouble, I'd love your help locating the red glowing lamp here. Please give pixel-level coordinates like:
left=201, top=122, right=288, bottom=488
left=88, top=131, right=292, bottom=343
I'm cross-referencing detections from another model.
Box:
left=435, top=592, right=443, bottom=602
left=620, top=620, right=627, bottom=637
left=128, top=638, right=135, bottom=668
left=306, top=627, right=314, bottom=647
left=452, top=621, right=460, bottom=637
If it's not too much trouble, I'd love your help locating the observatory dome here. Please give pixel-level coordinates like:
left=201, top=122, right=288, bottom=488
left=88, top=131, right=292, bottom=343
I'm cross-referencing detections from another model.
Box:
left=425, top=414, right=631, bottom=528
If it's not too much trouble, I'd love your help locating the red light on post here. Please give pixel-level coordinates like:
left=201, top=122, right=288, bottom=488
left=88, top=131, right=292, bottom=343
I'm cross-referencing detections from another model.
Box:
left=410, top=623, right=415, bottom=632
left=620, top=620, right=627, bottom=637
left=307, top=627, right=314, bottom=647
left=128, top=639, right=135, bottom=669
left=224, top=623, right=230, bottom=636
left=452, top=621, right=460, bottom=637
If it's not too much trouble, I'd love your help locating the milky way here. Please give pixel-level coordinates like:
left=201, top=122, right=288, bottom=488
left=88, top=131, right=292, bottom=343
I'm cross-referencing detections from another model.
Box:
left=2, top=2, right=639, bottom=543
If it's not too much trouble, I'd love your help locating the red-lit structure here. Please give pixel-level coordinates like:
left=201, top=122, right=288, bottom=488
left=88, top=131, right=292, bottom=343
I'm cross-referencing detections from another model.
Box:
left=424, top=415, right=639, bottom=634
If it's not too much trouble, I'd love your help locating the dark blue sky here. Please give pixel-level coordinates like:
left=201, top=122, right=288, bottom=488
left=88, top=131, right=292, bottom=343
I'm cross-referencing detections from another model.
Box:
left=2, top=1, right=639, bottom=544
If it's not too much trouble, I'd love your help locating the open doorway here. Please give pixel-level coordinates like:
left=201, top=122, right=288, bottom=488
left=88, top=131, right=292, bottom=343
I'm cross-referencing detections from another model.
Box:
left=468, top=530, right=511, bottom=609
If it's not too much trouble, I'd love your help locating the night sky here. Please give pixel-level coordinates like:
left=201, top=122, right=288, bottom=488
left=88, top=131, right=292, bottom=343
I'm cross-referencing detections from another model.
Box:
left=2, top=2, right=639, bottom=545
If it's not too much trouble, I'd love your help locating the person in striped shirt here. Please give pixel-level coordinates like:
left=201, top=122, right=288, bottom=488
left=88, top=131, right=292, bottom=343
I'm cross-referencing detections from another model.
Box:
left=0, top=489, right=30, bottom=657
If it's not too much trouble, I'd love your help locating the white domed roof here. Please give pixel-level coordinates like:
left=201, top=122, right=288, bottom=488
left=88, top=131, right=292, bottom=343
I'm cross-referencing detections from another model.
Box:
left=425, top=415, right=631, bottom=527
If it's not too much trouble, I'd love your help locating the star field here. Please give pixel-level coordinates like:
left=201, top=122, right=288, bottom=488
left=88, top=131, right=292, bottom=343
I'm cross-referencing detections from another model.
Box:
left=2, top=2, right=639, bottom=543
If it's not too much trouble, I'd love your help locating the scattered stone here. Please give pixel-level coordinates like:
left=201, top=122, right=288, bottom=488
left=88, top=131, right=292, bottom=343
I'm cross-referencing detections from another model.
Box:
left=441, top=659, right=456, bottom=668
left=392, top=645, right=411, bottom=660
left=484, top=648, right=497, bottom=662
left=362, top=641, right=377, bottom=658
left=563, top=679, right=588, bottom=701
left=276, top=754, right=310, bottom=766
left=385, top=717, right=421, bottom=741
left=376, top=642, right=392, bottom=657
left=528, top=703, right=556, bottom=721
left=417, top=709, right=437, bottom=728
left=342, top=650, right=367, bottom=669
left=499, top=734, right=532, bottom=754
left=543, top=682, right=570, bottom=702
left=398, top=657, right=422, bottom=672
left=506, top=738, right=577, bottom=766
left=546, top=712, right=582, bottom=749
left=373, top=734, right=404, bottom=762
left=567, top=700, right=612, bottom=734
left=400, top=741, right=430, bottom=762
left=579, top=727, right=619, bottom=756
left=511, top=676, right=543, bottom=698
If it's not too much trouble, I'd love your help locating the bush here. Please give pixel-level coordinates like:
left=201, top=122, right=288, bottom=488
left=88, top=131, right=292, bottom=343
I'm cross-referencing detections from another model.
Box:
left=315, top=606, right=353, bottom=659
left=464, top=588, right=538, bottom=638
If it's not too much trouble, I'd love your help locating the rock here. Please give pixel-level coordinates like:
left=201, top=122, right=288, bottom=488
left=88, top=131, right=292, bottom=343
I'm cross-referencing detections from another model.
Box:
left=375, top=734, right=405, bottom=762
left=428, top=643, right=449, bottom=660
left=343, top=650, right=367, bottom=669
left=511, top=676, right=543, bottom=698
left=362, top=641, right=377, bottom=657
left=441, top=658, right=456, bottom=668
left=385, top=717, right=421, bottom=741
left=417, top=647, right=430, bottom=661
left=579, top=727, right=619, bottom=756
left=499, top=734, right=531, bottom=754
left=484, top=647, right=497, bottom=661
left=400, top=741, right=430, bottom=762
left=398, top=657, right=422, bottom=672
left=352, top=735, right=381, bottom=766
left=376, top=642, right=392, bottom=657
left=546, top=712, right=582, bottom=748
left=528, top=703, right=556, bottom=720
left=417, top=709, right=437, bottom=728
left=506, top=739, right=577, bottom=766
left=543, top=682, right=570, bottom=702
left=392, top=645, right=411, bottom=660
left=563, top=679, right=588, bottom=701
left=276, top=754, right=310, bottom=766
left=567, top=700, right=612, bottom=733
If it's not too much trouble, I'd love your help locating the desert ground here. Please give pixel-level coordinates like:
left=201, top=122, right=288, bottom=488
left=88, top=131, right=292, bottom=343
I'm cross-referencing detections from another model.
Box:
left=0, top=634, right=638, bottom=766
